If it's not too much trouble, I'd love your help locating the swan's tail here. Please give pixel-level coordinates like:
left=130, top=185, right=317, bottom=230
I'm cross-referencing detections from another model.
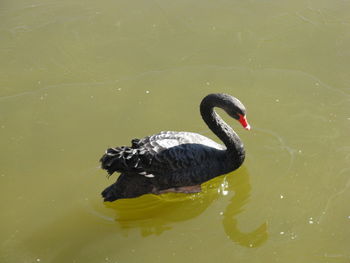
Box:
left=100, top=146, right=141, bottom=175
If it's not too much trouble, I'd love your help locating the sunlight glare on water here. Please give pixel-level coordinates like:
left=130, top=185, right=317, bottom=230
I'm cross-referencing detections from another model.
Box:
left=0, top=0, right=350, bottom=262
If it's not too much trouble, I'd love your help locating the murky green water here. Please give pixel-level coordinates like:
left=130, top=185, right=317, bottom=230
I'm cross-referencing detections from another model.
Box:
left=1, top=0, right=350, bottom=262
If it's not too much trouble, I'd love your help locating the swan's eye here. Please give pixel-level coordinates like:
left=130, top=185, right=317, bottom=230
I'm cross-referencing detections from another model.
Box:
left=238, top=114, right=251, bottom=130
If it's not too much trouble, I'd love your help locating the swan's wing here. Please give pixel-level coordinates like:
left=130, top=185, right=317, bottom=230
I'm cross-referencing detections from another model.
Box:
left=100, top=131, right=226, bottom=179
left=133, top=131, right=226, bottom=178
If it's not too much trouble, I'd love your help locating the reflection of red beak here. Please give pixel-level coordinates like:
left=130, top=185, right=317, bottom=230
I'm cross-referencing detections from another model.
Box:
left=238, top=114, right=251, bottom=130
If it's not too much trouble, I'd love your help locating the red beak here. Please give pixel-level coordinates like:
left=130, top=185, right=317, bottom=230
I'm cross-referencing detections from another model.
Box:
left=238, top=114, right=251, bottom=130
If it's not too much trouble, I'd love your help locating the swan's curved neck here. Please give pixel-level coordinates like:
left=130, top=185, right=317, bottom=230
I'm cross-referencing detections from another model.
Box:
left=200, top=97, right=245, bottom=167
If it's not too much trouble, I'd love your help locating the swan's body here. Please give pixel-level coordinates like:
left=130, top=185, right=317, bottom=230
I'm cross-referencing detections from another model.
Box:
left=100, top=93, right=250, bottom=201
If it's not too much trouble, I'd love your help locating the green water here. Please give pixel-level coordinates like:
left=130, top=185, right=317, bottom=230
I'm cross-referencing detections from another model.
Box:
left=1, top=0, right=350, bottom=262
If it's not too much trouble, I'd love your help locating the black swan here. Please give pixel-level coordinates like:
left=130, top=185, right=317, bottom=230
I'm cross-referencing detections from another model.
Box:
left=100, top=93, right=250, bottom=201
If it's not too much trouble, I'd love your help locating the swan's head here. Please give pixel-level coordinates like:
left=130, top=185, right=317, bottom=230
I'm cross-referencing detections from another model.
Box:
left=221, top=95, right=251, bottom=130
left=201, top=93, right=251, bottom=130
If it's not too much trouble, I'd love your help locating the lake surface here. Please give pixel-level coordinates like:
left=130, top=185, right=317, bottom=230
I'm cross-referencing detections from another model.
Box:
left=1, top=0, right=350, bottom=262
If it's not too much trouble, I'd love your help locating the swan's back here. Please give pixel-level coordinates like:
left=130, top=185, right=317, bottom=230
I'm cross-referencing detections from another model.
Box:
left=135, top=131, right=225, bottom=152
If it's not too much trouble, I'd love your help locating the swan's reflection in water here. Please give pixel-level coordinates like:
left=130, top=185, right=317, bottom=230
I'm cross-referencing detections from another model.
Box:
left=221, top=169, right=268, bottom=248
left=19, top=168, right=267, bottom=262
left=105, top=167, right=268, bottom=247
